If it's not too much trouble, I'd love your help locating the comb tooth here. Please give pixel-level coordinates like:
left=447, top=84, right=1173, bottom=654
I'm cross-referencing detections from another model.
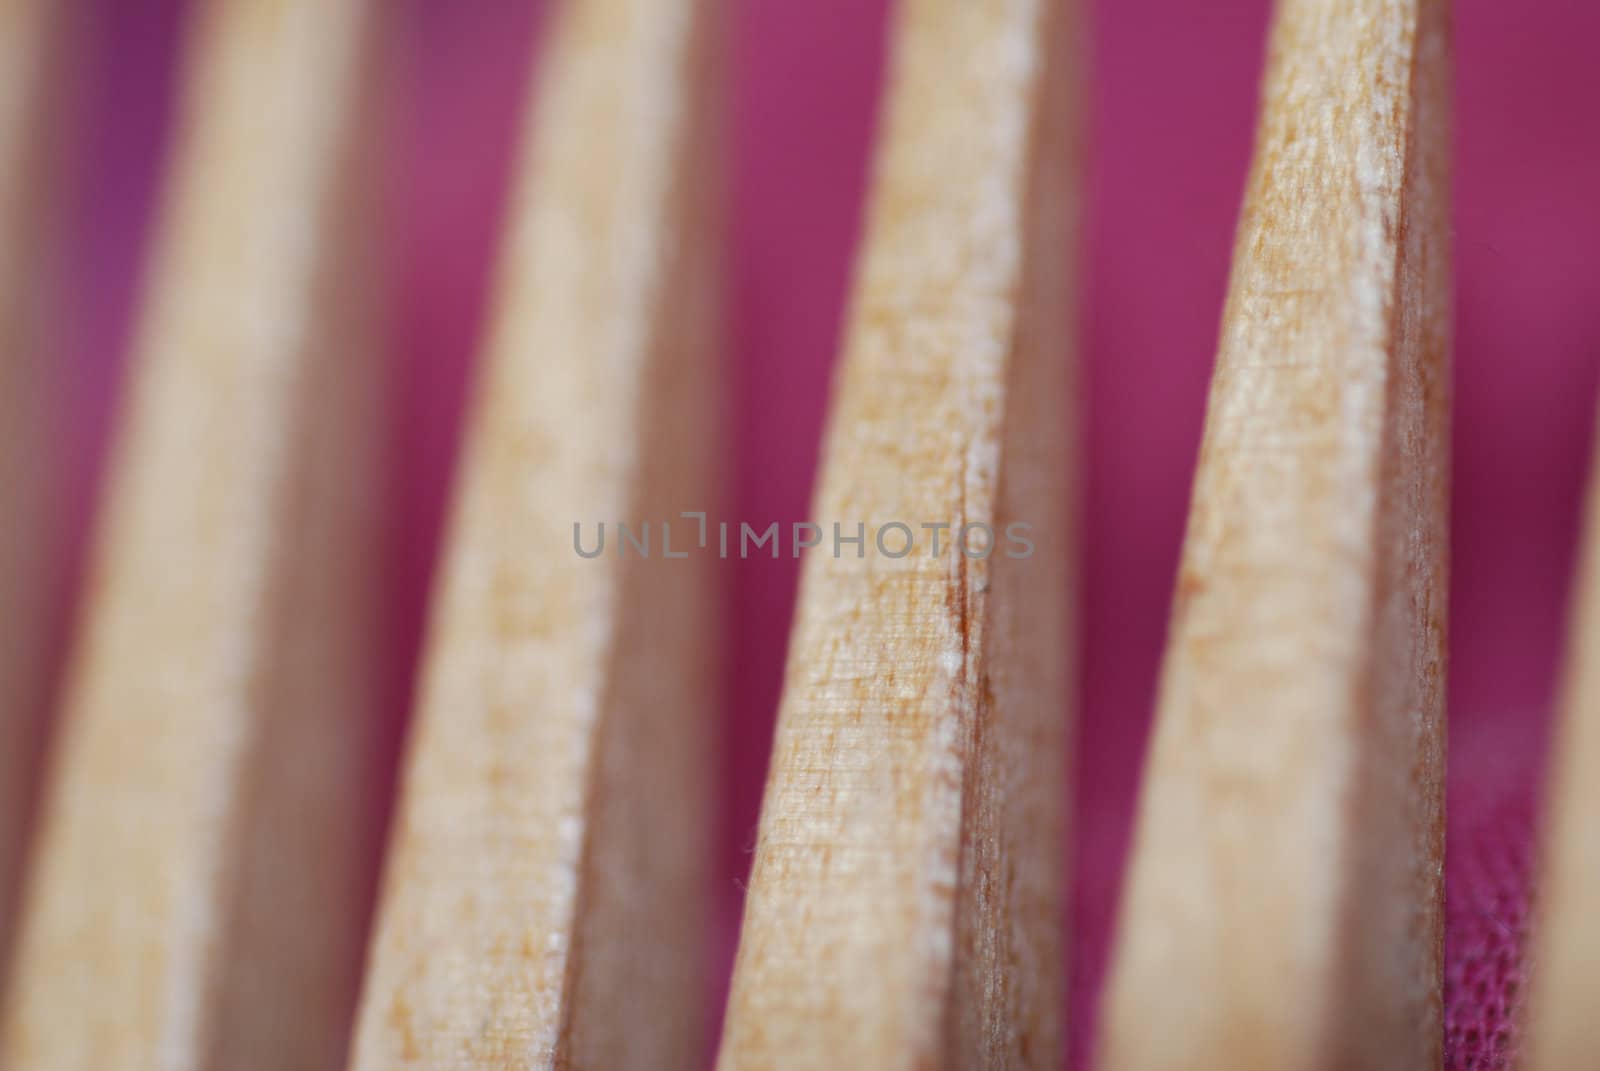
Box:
left=348, top=2, right=723, bottom=1068
left=1100, top=2, right=1452, bottom=1068
left=716, top=2, right=1078, bottom=1067
left=0, top=1, right=390, bottom=1068
left=0, top=0, right=74, bottom=989
left=1526, top=421, right=1600, bottom=1063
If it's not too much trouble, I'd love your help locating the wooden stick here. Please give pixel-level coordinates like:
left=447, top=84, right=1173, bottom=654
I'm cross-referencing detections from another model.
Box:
left=348, top=2, right=723, bottom=1068
left=716, top=2, right=1076, bottom=1067
left=1099, top=2, right=1452, bottom=1067
left=0, top=0, right=74, bottom=986
left=0, top=1, right=388, bottom=1068
left=1525, top=416, right=1600, bottom=1067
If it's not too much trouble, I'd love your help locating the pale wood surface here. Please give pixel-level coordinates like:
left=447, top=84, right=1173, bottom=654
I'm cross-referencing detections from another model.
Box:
left=1099, top=1, right=1452, bottom=1068
left=1526, top=408, right=1600, bottom=1068
left=0, top=1, right=388, bottom=1068
left=348, top=1, right=723, bottom=1068
left=716, top=1, right=1077, bottom=1067
left=0, top=0, right=74, bottom=988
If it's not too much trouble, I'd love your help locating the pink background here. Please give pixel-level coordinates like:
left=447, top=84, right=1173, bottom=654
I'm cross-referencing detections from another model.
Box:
left=44, top=1, right=1600, bottom=1067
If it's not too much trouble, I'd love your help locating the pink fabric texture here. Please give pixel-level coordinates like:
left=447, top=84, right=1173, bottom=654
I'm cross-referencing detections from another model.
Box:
left=52, top=1, right=1600, bottom=1067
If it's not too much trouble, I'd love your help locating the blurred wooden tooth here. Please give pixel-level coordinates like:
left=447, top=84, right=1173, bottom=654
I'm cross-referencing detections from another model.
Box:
left=1525, top=403, right=1600, bottom=1067
left=348, top=1, right=724, bottom=1068
left=1100, top=1, right=1452, bottom=1068
left=0, top=1, right=390, bottom=1068
left=0, top=0, right=76, bottom=989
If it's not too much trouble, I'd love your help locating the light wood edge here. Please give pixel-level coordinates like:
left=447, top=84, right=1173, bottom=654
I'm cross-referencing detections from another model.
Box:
left=1525, top=413, right=1600, bottom=1065
left=0, top=0, right=78, bottom=990
left=0, top=1, right=390, bottom=1067
left=716, top=2, right=1077, bottom=1067
left=348, top=1, right=724, bottom=1068
left=1099, top=1, right=1452, bottom=1068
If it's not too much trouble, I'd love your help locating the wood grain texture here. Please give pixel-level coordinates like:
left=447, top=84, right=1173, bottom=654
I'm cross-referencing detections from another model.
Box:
left=1099, top=2, right=1452, bottom=1068
left=348, top=1, right=723, bottom=1068
left=1526, top=407, right=1600, bottom=1069
left=716, top=1, right=1077, bottom=1067
left=0, top=1, right=388, bottom=1068
left=0, top=0, right=75, bottom=988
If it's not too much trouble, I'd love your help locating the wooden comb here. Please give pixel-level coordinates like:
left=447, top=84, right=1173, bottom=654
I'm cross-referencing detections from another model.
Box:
left=21, top=1, right=1600, bottom=1070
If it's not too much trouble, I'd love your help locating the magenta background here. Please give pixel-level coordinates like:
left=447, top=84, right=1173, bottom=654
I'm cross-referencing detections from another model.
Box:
left=44, top=1, right=1600, bottom=1067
